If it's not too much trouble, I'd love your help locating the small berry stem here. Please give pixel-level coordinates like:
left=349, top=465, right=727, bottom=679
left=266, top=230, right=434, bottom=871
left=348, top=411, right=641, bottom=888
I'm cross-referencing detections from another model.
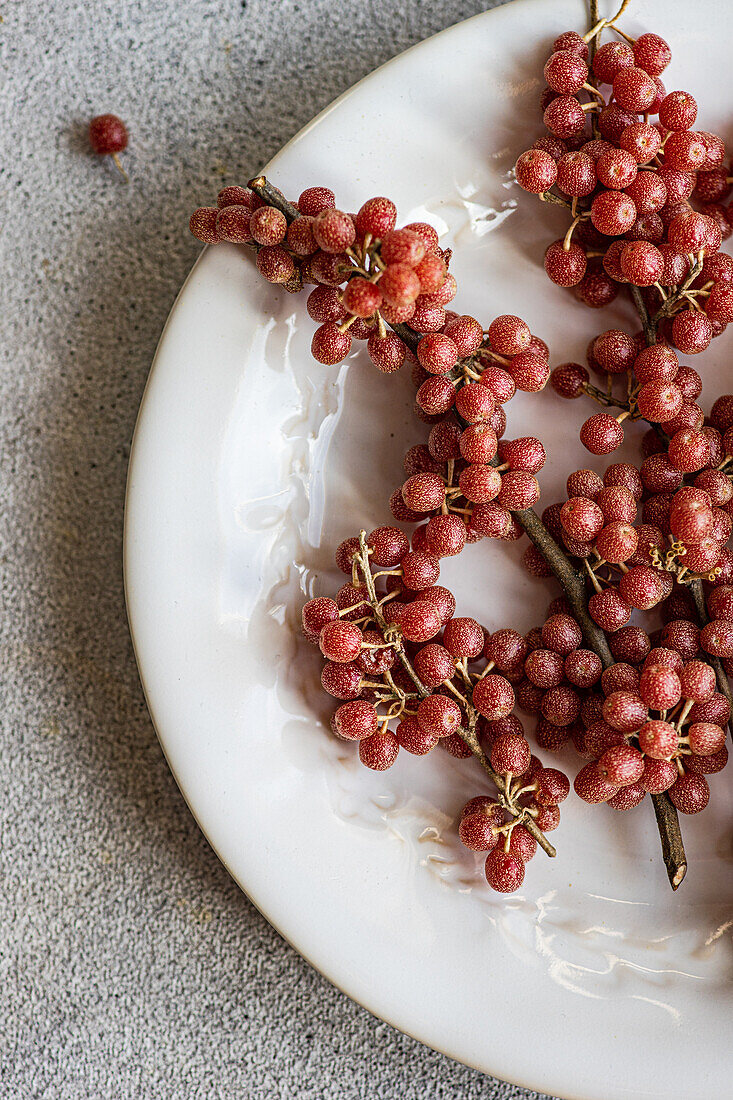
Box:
left=111, top=153, right=128, bottom=181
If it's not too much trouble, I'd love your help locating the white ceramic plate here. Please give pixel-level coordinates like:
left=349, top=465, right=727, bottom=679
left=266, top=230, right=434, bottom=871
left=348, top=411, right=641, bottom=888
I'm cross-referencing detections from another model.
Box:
left=124, top=2, right=733, bottom=1096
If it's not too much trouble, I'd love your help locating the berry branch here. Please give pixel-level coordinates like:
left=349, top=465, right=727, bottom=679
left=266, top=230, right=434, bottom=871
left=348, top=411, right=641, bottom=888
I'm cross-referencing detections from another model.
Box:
left=248, top=168, right=689, bottom=890
left=188, top=0, right=733, bottom=898
left=351, top=531, right=557, bottom=857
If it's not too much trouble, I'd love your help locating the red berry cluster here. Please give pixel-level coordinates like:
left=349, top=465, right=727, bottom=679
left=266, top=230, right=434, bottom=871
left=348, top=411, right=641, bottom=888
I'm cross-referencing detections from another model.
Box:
left=532, top=453, right=733, bottom=631
left=393, top=312, right=551, bottom=551
left=516, top=27, right=732, bottom=347
left=301, top=528, right=569, bottom=893
left=191, top=184, right=459, bottom=373
left=188, top=8, right=733, bottom=898
left=482, top=592, right=728, bottom=811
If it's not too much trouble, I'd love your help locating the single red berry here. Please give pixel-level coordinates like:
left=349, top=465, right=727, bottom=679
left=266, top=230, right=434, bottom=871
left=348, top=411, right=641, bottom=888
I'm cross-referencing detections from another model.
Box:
left=417, top=332, right=458, bottom=375
left=189, top=207, right=220, bottom=244
left=543, top=96, right=586, bottom=138
left=687, top=722, right=726, bottom=756
left=485, top=850, right=525, bottom=893
left=396, top=716, right=436, bottom=755
left=342, top=277, right=382, bottom=318
left=312, top=208, right=356, bottom=253
left=580, top=413, right=624, bottom=455
left=550, top=361, right=589, bottom=398
left=664, top=131, right=708, bottom=172
left=472, top=674, right=515, bottom=721
left=507, top=352, right=550, bottom=392
left=556, top=151, right=597, bottom=197
left=667, top=427, right=710, bottom=472
left=89, top=113, right=128, bottom=158
left=416, top=694, right=461, bottom=738
left=367, top=331, right=406, bottom=374
left=424, top=514, right=467, bottom=558
left=488, top=315, right=531, bottom=356
left=354, top=196, right=397, bottom=240
left=515, top=149, right=559, bottom=193
left=359, top=730, right=399, bottom=770
left=302, top=596, right=340, bottom=638
left=639, top=757, right=677, bottom=792
left=524, top=649, right=565, bottom=689
left=624, top=172, right=667, bottom=216
left=215, top=205, right=255, bottom=243
left=658, top=91, right=697, bottom=131
left=298, top=187, right=336, bottom=216
left=700, top=620, right=733, bottom=658
left=639, top=664, right=682, bottom=710
left=603, top=690, right=648, bottom=733
left=459, top=812, right=499, bottom=852
left=574, top=762, right=620, bottom=804
left=250, top=205, right=287, bottom=246
left=544, top=49, right=588, bottom=94
left=633, top=33, right=671, bottom=75
left=311, top=322, right=352, bottom=364
left=613, top=67, right=657, bottom=111
left=334, top=699, right=378, bottom=741
left=490, top=732, right=531, bottom=776
left=620, top=241, right=664, bottom=287
left=256, top=246, right=296, bottom=285
left=591, top=190, right=637, bottom=236
left=598, top=743, right=645, bottom=787
left=593, top=41, right=634, bottom=83
left=619, top=122, right=662, bottom=164
left=544, top=240, right=587, bottom=286
left=669, top=772, right=710, bottom=814
left=588, top=588, right=632, bottom=631
left=597, top=148, right=637, bottom=190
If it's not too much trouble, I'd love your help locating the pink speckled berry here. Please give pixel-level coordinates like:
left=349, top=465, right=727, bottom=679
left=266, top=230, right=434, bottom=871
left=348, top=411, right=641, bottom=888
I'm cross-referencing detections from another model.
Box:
left=574, top=762, right=620, bottom=804
left=588, top=588, right=632, bottom=632
left=485, top=849, right=525, bottom=892
left=591, top=190, right=637, bottom=236
left=472, top=674, right=516, bottom=721
left=544, top=240, right=587, bottom=286
left=515, top=148, right=559, bottom=193
left=602, top=690, right=648, bottom=733
left=639, top=664, right=682, bottom=710
left=334, top=699, right=378, bottom=740
left=598, top=743, right=645, bottom=787
left=669, top=772, right=710, bottom=813
left=416, top=694, right=461, bottom=738
left=580, top=414, right=625, bottom=455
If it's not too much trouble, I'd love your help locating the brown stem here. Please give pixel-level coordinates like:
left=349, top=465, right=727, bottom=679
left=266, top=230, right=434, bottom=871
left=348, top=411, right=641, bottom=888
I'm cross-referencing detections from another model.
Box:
left=628, top=284, right=656, bottom=347
left=650, top=795, right=687, bottom=889
left=248, top=176, right=300, bottom=221
left=627, top=276, right=688, bottom=891
left=514, top=508, right=614, bottom=666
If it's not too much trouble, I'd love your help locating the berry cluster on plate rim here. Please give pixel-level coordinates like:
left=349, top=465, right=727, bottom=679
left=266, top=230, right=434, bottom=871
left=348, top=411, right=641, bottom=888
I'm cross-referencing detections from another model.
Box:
left=189, top=0, right=733, bottom=895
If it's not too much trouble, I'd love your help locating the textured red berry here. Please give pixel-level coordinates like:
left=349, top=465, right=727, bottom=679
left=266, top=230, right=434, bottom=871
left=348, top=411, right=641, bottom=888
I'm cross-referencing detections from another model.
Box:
left=89, top=113, right=128, bottom=155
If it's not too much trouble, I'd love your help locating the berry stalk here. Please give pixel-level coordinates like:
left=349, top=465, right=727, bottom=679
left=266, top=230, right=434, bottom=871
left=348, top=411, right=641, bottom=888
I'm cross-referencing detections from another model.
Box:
left=352, top=531, right=558, bottom=857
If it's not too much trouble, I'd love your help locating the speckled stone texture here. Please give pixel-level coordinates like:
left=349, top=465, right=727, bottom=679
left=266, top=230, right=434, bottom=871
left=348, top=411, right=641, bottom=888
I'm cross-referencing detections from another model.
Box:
left=0, top=2, right=558, bottom=1098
